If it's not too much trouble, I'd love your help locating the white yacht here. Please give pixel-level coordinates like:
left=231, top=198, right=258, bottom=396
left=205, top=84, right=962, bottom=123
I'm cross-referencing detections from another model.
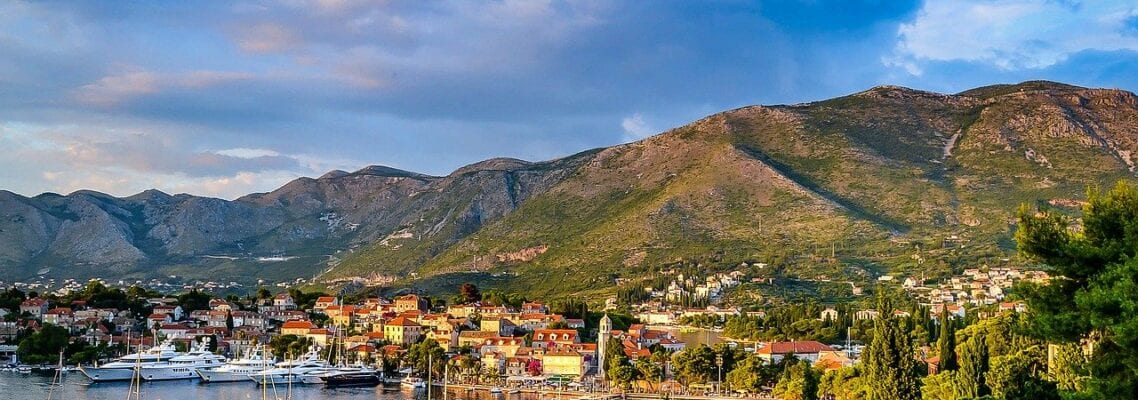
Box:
left=247, top=347, right=330, bottom=385
left=139, top=339, right=226, bottom=381
left=80, top=340, right=180, bottom=382
left=197, top=346, right=277, bottom=383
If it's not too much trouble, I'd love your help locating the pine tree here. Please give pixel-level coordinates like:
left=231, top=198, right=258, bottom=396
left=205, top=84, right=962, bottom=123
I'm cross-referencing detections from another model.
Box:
left=936, top=306, right=956, bottom=372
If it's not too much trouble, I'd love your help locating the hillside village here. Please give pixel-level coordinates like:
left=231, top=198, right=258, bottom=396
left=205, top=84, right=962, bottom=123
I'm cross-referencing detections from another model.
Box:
left=0, top=262, right=1046, bottom=389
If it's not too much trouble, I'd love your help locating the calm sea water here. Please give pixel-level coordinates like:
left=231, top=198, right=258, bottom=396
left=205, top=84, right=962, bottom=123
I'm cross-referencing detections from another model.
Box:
left=0, top=371, right=447, bottom=400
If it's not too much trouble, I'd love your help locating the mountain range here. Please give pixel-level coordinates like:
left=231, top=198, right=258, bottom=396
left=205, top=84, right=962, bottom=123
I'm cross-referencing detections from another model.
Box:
left=2, top=81, right=1136, bottom=298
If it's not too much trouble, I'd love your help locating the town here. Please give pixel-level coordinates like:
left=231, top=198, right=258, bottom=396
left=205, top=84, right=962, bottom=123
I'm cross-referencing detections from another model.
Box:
left=0, top=261, right=1051, bottom=399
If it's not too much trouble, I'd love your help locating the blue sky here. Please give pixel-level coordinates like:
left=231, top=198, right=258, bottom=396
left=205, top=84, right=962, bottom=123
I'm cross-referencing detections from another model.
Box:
left=1, top=0, right=1137, bottom=199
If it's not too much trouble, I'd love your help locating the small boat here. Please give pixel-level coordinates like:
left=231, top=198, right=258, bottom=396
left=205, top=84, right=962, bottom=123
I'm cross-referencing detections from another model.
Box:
left=401, top=376, right=425, bottom=388
left=17, top=366, right=32, bottom=373
left=508, top=389, right=521, bottom=394
left=490, top=387, right=503, bottom=394
left=323, top=371, right=381, bottom=387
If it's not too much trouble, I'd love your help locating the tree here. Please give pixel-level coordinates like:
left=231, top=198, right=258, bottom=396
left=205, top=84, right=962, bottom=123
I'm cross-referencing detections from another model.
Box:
left=1047, top=343, right=1089, bottom=392
left=863, top=310, right=922, bottom=400
left=0, top=287, right=25, bottom=313
left=919, top=371, right=956, bottom=400
left=635, top=357, right=663, bottom=387
left=726, top=354, right=775, bottom=393
left=671, top=344, right=717, bottom=384
left=955, top=332, right=988, bottom=398
left=406, top=339, right=446, bottom=378
left=459, top=283, right=481, bottom=304
left=17, top=324, right=70, bottom=364
left=225, top=310, right=234, bottom=331
left=1015, top=181, right=1138, bottom=397
left=177, top=289, right=212, bottom=313
left=773, top=360, right=819, bottom=400
left=985, top=348, right=1059, bottom=400
left=268, top=334, right=312, bottom=360
left=936, top=307, right=957, bottom=372
left=818, top=366, right=865, bottom=400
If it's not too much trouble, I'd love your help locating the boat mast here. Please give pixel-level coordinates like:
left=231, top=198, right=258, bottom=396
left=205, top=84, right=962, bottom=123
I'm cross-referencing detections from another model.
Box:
left=46, top=350, right=63, bottom=400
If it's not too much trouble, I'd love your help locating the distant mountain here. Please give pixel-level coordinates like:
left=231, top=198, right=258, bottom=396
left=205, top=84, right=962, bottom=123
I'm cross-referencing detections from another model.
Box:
left=2, top=81, right=1136, bottom=297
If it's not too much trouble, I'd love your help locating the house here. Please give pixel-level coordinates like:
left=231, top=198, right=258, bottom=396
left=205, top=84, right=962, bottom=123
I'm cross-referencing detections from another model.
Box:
left=232, top=310, right=266, bottom=329
left=158, top=323, right=193, bottom=339
left=325, top=305, right=357, bottom=327
left=541, top=350, right=584, bottom=379
left=820, top=308, right=839, bottom=321
left=43, top=308, right=74, bottom=327
left=814, top=351, right=855, bottom=371
left=998, top=302, right=1027, bottom=314
left=854, top=309, right=879, bottom=321
left=481, top=337, right=525, bottom=357
left=383, top=317, right=423, bottom=346
left=152, top=305, right=184, bottom=321
left=566, top=319, right=585, bottom=329
left=506, top=356, right=535, bottom=376
left=147, top=312, right=173, bottom=328
left=446, top=303, right=478, bottom=319
left=394, top=294, right=426, bottom=313
left=458, top=330, right=498, bottom=348
left=209, top=299, right=236, bottom=312
left=756, top=341, right=838, bottom=363
left=281, top=320, right=317, bottom=336
left=273, top=293, right=297, bottom=310
left=307, top=328, right=333, bottom=346
left=532, top=329, right=579, bottom=349
left=481, top=317, right=517, bottom=336
left=481, top=352, right=506, bottom=375
left=19, top=298, right=49, bottom=319
left=657, top=338, right=686, bottom=352
left=522, top=302, right=548, bottom=314
left=903, top=277, right=920, bottom=288
left=314, top=296, right=338, bottom=313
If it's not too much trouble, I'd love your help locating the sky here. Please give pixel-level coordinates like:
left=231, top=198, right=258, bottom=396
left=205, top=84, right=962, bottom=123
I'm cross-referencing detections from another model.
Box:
left=2, top=0, right=1137, bottom=200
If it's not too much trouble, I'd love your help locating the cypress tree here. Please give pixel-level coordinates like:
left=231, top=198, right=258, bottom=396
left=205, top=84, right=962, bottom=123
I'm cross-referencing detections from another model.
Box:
left=956, top=333, right=989, bottom=398
left=865, top=312, right=922, bottom=400
left=936, top=306, right=957, bottom=372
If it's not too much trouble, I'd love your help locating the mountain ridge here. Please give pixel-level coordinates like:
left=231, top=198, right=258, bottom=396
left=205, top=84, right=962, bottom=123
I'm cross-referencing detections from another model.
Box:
left=2, top=80, right=1136, bottom=298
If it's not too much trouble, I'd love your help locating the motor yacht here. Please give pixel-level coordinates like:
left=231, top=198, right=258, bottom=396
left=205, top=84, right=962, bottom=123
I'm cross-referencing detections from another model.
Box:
left=197, top=346, right=276, bottom=383
left=139, top=339, right=226, bottom=381
left=79, top=340, right=180, bottom=382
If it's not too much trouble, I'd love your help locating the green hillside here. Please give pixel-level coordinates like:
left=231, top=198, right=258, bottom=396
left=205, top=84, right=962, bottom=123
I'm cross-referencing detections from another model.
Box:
left=327, top=81, right=1138, bottom=299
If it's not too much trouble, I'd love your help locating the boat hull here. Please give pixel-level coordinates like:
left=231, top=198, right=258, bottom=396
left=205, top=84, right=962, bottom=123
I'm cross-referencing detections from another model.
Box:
left=324, top=373, right=380, bottom=387
left=139, top=366, right=202, bottom=381
left=79, top=366, right=136, bottom=382
left=198, top=369, right=257, bottom=383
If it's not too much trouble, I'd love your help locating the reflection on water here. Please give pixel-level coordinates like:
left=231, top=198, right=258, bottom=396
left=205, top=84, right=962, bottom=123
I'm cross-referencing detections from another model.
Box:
left=0, top=372, right=544, bottom=400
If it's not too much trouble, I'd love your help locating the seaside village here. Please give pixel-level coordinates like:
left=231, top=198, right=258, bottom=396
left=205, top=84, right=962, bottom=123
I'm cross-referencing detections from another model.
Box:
left=0, top=263, right=1048, bottom=391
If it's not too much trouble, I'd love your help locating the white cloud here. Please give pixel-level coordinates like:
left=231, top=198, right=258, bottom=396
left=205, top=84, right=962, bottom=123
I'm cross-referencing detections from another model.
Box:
left=215, top=148, right=282, bottom=158
left=621, top=113, right=655, bottom=142
left=73, top=68, right=255, bottom=107
left=888, top=0, right=1138, bottom=74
